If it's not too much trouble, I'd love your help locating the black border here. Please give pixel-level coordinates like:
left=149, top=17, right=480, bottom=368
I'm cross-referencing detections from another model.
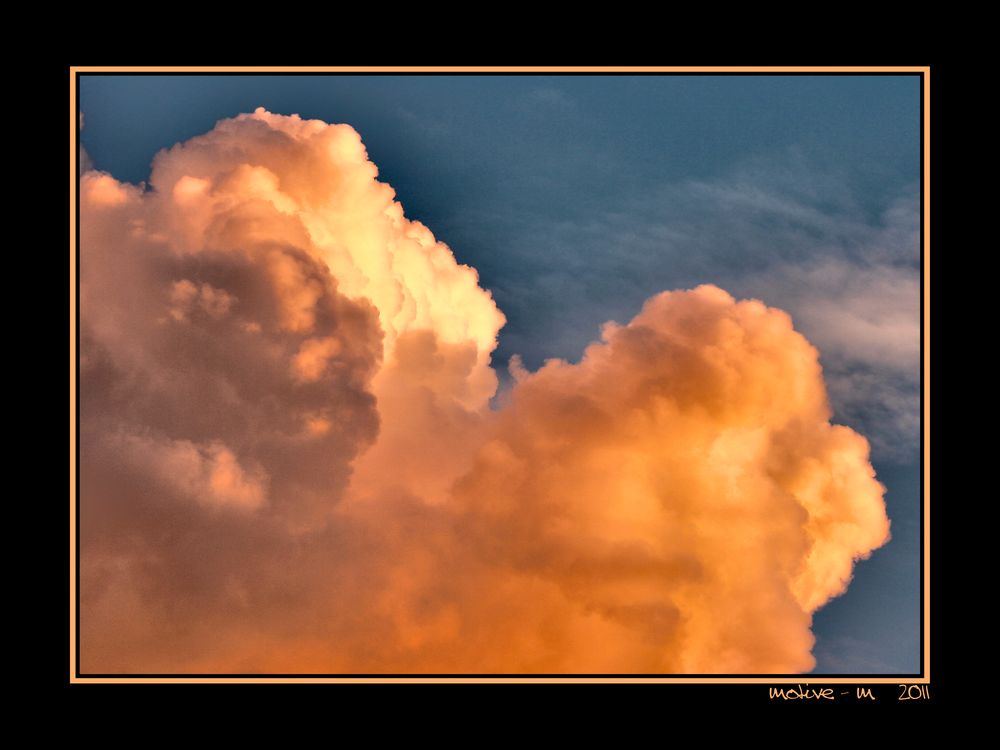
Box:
left=71, top=67, right=929, bottom=682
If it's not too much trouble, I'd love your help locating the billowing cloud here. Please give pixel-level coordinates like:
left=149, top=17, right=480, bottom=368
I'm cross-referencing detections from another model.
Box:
left=79, top=109, right=890, bottom=674
left=474, top=157, right=920, bottom=464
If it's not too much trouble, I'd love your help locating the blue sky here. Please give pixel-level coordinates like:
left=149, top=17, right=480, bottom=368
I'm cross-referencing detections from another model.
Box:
left=80, top=73, right=922, bottom=674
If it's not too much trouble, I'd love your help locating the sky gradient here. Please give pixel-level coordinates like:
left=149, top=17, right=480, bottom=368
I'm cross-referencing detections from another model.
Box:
left=79, top=74, right=921, bottom=674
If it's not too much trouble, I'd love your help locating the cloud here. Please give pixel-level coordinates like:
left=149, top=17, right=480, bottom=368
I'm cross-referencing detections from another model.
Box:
left=737, top=256, right=919, bottom=461
left=813, top=635, right=900, bottom=674
left=446, top=286, right=889, bottom=672
left=80, top=110, right=890, bottom=673
left=529, top=87, right=576, bottom=109
left=473, top=156, right=920, bottom=463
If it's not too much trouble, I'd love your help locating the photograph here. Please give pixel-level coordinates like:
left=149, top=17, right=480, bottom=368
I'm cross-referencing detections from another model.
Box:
left=71, top=67, right=927, bottom=684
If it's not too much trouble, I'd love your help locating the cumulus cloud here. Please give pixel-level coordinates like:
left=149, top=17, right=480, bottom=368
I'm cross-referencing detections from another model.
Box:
left=471, top=156, right=920, bottom=464
left=445, top=286, right=889, bottom=672
left=79, top=109, right=890, bottom=673
left=738, top=257, right=919, bottom=461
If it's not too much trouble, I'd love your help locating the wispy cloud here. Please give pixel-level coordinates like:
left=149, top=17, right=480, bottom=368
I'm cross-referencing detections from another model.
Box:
left=528, top=87, right=577, bottom=109
left=813, top=635, right=905, bottom=674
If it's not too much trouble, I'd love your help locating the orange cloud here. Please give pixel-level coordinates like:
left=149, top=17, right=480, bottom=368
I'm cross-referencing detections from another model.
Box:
left=79, top=109, right=889, bottom=674
left=444, top=286, right=889, bottom=672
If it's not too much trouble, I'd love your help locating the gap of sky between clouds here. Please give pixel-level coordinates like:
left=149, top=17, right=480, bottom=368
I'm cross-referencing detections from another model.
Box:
left=80, top=73, right=921, bottom=673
